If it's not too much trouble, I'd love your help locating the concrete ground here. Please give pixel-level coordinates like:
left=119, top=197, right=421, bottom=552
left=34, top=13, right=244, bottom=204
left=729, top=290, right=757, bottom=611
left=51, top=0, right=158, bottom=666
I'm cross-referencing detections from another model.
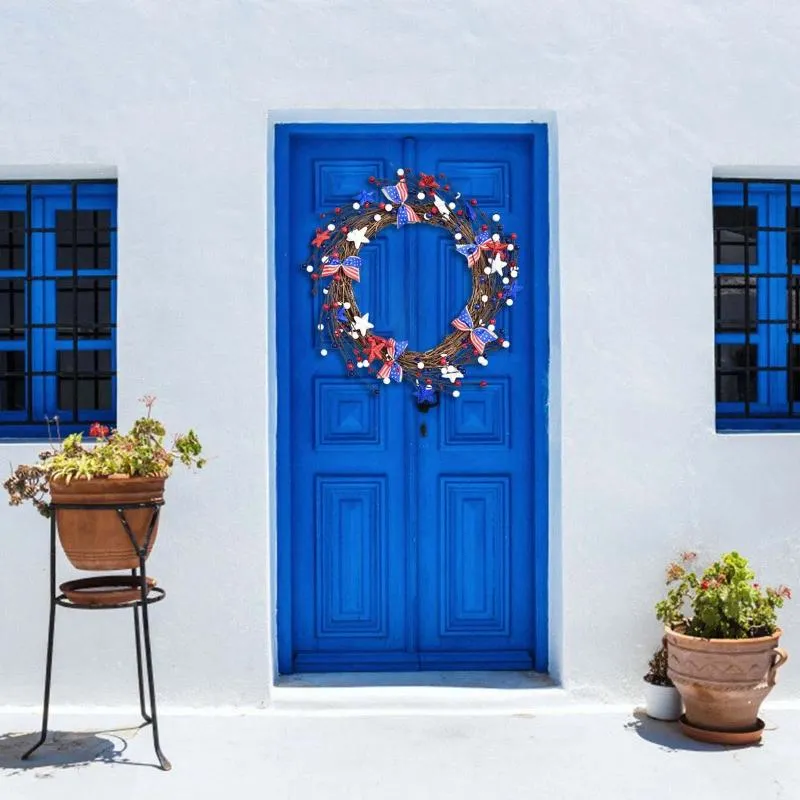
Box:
left=1, top=705, right=798, bottom=799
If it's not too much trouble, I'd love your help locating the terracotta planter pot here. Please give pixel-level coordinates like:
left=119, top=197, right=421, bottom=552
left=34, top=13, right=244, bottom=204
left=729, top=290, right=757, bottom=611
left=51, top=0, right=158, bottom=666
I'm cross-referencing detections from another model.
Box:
left=49, top=476, right=166, bottom=571
left=643, top=680, right=683, bottom=721
left=665, top=626, right=788, bottom=737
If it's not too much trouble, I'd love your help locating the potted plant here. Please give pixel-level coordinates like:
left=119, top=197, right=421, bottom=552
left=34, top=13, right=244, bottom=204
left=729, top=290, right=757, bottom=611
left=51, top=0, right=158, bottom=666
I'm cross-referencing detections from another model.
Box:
left=3, top=396, right=205, bottom=570
left=656, top=551, right=790, bottom=744
left=643, top=643, right=682, bottom=721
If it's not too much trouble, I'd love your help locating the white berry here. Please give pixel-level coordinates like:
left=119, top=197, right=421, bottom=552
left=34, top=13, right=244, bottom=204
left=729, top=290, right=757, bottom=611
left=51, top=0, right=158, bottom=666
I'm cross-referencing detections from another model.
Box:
left=492, top=233, right=500, bottom=242
left=502, top=340, right=510, bottom=348
left=481, top=294, right=489, bottom=302
left=317, top=323, right=324, bottom=331
left=492, top=213, right=500, bottom=222
left=374, top=214, right=382, bottom=221
left=455, top=232, right=462, bottom=240
left=510, top=269, right=518, bottom=278
left=487, top=324, right=495, bottom=332
left=478, top=356, right=488, bottom=366
left=323, top=288, right=329, bottom=295
left=344, top=302, right=351, bottom=309
left=448, top=202, right=456, bottom=210
left=417, top=192, right=425, bottom=200
left=320, top=349, right=328, bottom=357
left=352, top=202, right=360, bottom=210
left=506, top=299, right=514, bottom=306
left=385, top=203, right=393, bottom=212
left=503, top=277, right=510, bottom=285
left=484, top=267, right=491, bottom=275
left=417, top=361, right=425, bottom=369
left=452, top=390, right=460, bottom=398
left=327, top=223, right=335, bottom=231
left=306, top=265, right=314, bottom=273
left=383, top=377, right=391, bottom=384
left=508, top=244, right=515, bottom=252
left=397, top=168, right=405, bottom=176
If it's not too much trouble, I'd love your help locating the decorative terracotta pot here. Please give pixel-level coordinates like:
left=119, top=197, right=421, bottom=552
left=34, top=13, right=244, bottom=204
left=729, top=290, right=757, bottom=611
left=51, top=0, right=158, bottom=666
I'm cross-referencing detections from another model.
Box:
left=49, top=476, right=166, bottom=571
left=665, top=626, right=788, bottom=738
left=643, top=680, right=683, bottom=721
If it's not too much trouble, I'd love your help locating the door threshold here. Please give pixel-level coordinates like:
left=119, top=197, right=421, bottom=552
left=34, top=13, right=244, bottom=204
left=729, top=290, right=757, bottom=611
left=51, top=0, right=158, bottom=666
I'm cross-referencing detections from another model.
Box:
left=272, top=671, right=573, bottom=715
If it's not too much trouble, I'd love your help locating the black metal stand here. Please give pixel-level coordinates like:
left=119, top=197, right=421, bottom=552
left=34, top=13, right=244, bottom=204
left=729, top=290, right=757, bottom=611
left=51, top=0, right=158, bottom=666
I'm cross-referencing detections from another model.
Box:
left=21, top=500, right=171, bottom=771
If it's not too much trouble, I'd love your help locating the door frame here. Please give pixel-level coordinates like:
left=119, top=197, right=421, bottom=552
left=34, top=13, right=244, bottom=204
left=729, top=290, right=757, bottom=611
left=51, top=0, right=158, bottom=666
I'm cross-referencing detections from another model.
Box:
left=273, top=122, right=550, bottom=675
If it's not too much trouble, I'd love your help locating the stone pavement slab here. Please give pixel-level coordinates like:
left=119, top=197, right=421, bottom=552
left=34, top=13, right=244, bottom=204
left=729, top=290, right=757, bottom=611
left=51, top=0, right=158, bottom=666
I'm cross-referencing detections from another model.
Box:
left=0, top=708, right=797, bottom=799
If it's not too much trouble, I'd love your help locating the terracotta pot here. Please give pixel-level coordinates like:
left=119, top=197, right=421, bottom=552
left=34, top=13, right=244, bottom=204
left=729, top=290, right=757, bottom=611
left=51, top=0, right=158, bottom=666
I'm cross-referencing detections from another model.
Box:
left=49, top=476, right=166, bottom=571
left=665, top=626, right=788, bottom=737
left=643, top=680, right=683, bottom=721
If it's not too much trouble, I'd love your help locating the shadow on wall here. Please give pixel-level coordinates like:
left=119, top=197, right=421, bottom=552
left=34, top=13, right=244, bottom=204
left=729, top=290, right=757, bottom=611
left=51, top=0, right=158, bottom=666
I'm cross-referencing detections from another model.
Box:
left=0, top=725, right=157, bottom=773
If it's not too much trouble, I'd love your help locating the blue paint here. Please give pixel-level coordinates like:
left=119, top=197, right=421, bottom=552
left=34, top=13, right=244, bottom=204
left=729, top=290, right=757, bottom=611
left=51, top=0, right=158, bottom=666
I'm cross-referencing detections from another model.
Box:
left=0, top=182, right=117, bottom=439
left=714, top=181, right=800, bottom=430
left=275, top=124, right=549, bottom=673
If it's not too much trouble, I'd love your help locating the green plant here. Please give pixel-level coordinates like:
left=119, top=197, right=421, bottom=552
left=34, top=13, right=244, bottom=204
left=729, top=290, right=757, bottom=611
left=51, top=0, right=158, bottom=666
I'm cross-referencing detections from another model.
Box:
left=3, top=396, right=205, bottom=517
left=644, top=644, right=673, bottom=687
left=655, top=551, right=791, bottom=639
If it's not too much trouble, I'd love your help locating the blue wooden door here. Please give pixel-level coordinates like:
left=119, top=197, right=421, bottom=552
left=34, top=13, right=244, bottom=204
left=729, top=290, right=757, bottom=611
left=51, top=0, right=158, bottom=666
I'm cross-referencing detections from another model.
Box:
left=276, top=124, right=548, bottom=673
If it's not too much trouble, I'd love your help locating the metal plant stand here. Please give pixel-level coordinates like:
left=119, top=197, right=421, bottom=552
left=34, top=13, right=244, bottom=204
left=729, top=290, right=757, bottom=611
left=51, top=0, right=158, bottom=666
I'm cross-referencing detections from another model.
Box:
left=21, top=500, right=171, bottom=771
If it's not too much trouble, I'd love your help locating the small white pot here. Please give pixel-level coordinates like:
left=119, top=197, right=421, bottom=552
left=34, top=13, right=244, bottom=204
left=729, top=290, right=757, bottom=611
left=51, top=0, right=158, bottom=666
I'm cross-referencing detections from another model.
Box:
left=643, top=680, right=683, bottom=721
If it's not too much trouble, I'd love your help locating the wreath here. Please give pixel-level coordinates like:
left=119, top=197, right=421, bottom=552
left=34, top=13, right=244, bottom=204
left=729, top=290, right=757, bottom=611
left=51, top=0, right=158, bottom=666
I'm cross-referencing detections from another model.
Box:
left=305, top=168, right=520, bottom=403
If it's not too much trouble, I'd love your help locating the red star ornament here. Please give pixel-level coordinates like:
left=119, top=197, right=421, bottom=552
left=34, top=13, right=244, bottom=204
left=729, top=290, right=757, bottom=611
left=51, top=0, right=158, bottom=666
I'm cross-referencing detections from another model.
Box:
left=312, top=229, right=331, bottom=248
left=364, top=335, right=388, bottom=363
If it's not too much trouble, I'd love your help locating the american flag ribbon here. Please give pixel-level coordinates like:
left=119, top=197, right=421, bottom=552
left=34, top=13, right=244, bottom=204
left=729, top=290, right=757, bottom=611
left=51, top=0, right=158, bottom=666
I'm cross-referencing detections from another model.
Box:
left=381, top=180, right=420, bottom=228
left=455, top=230, right=492, bottom=267
left=377, top=338, right=408, bottom=382
left=320, top=255, right=362, bottom=281
left=451, top=307, right=498, bottom=355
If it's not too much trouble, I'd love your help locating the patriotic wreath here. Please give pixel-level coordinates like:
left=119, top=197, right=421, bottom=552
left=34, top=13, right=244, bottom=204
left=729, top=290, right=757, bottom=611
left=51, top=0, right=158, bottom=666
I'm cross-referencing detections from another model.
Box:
left=305, top=168, right=521, bottom=403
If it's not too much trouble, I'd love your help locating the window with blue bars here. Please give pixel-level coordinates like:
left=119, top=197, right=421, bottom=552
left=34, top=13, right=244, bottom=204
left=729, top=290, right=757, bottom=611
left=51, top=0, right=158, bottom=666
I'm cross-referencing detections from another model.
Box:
left=0, top=181, right=117, bottom=438
left=714, top=179, right=800, bottom=430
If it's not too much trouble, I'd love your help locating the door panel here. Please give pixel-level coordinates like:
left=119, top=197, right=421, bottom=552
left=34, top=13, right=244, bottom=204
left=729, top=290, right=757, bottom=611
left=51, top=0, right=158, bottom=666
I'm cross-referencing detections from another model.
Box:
left=277, top=124, right=547, bottom=673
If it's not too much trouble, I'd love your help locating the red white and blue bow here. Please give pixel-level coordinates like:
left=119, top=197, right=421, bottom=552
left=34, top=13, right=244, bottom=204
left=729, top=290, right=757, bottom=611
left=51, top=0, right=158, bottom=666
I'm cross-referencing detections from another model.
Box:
left=320, top=255, right=361, bottom=281
left=451, top=307, right=497, bottom=355
left=377, top=338, right=408, bottom=382
left=455, top=230, right=492, bottom=267
left=381, top=180, right=420, bottom=228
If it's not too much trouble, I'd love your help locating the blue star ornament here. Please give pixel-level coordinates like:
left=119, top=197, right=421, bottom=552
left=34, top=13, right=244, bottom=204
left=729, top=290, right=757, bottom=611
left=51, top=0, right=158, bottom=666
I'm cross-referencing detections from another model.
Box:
left=505, top=283, right=522, bottom=301
left=355, top=189, right=376, bottom=204
left=414, top=383, right=437, bottom=404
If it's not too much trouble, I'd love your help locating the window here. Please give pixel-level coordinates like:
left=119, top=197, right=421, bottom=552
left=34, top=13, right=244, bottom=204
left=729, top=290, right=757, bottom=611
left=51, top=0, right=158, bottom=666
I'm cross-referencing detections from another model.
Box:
left=714, top=179, right=800, bottom=430
left=0, top=181, right=117, bottom=437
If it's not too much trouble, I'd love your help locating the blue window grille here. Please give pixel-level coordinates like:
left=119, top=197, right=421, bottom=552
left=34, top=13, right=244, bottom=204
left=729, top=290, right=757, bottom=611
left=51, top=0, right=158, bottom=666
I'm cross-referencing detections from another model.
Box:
left=714, top=179, right=800, bottom=431
left=0, top=181, right=117, bottom=438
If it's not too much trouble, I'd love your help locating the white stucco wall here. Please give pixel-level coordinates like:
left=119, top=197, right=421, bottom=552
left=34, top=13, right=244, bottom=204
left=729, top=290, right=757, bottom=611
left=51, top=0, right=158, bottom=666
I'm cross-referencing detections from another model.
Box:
left=1, top=0, right=800, bottom=707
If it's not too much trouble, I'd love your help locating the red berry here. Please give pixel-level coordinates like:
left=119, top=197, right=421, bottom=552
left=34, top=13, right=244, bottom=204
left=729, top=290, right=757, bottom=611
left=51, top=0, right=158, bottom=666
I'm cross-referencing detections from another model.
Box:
left=334, top=207, right=341, bottom=214
left=341, top=226, right=349, bottom=233
left=431, top=206, right=438, bottom=215
left=481, top=224, right=488, bottom=231
left=470, top=199, right=478, bottom=206
left=457, top=210, right=463, bottom=216
left=369, top=176, right=376, bottom=183
left=490, top=319, right=496, bottom=324
left=311, top=274, right=319, bottom=281
left=440, top=357, right=447, bottom=365
left=473, top=349, right=479, bottom=356
left=322, top=304, right=329, bottom=311
left=498, top=338, right=505, bottom=344
left=347, top=362, right=354, bottom=371
left=455, top=380, right=462, bottom=387
left=480, top=381, right=488, bottom=388
left=426, top=379, right=432, bottom=385
left=511, top=233, right=517, bottom=239
left=364, top=202, right=370, bottom=208
left=444, top=185, right=450, bottom=190
left=496, top=292, right=503, bottom=298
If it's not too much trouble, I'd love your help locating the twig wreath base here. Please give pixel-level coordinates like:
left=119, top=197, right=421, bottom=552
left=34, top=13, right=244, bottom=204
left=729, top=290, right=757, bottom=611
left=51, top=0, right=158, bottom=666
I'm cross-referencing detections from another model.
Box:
left=306, top=170, right=520, bottom=400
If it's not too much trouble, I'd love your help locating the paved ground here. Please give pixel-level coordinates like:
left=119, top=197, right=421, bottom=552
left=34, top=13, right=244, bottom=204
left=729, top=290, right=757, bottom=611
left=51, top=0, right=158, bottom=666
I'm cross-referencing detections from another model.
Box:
left=0, top=707, right=798, bottom=799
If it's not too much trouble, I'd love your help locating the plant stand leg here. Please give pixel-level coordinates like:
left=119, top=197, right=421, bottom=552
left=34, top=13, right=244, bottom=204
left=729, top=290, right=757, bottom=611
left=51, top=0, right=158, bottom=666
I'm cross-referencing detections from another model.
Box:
left=138, top=555, right=170, bottom=771
left=132, top=573, right=152, bottom=724
left=22, top=516, right=58, bottom=761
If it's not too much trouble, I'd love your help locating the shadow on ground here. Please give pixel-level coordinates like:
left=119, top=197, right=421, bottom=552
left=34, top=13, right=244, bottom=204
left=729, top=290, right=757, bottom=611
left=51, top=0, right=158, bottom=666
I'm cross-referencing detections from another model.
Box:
left=0, top=726, right=154, bottom=774
left=625, top=708, right=763, bottom=752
